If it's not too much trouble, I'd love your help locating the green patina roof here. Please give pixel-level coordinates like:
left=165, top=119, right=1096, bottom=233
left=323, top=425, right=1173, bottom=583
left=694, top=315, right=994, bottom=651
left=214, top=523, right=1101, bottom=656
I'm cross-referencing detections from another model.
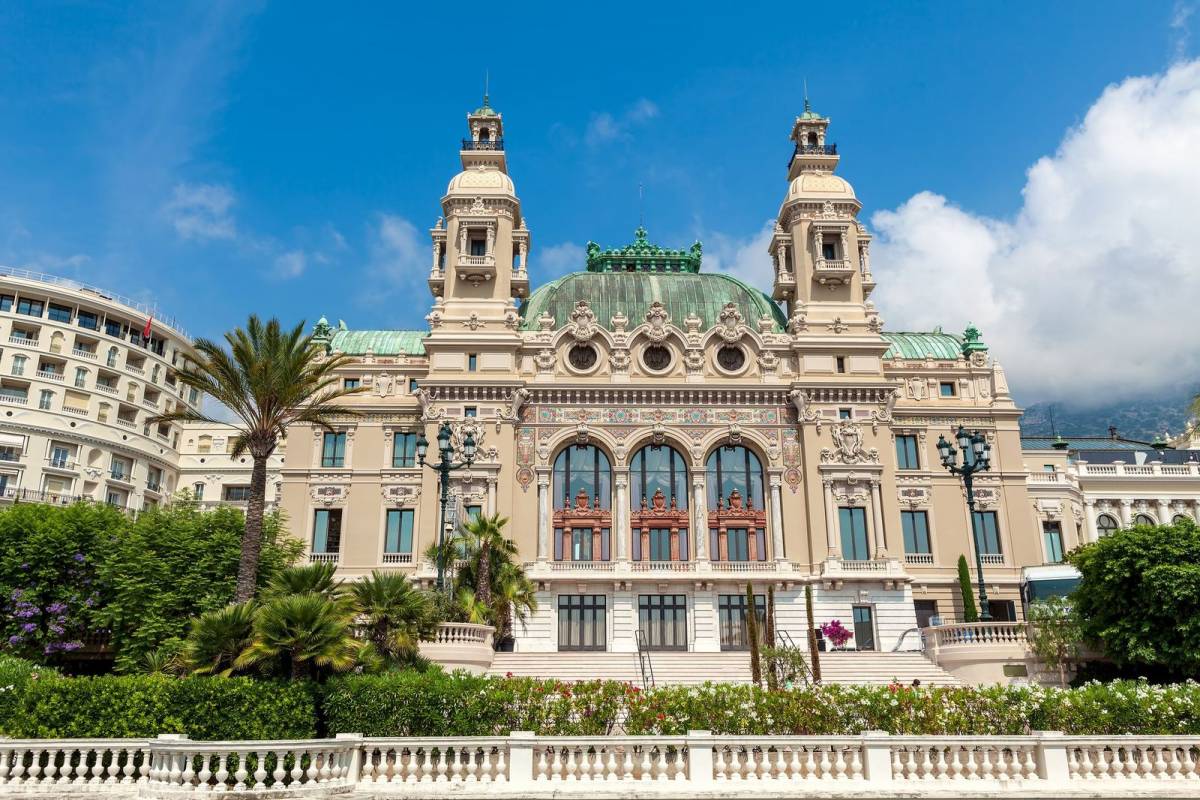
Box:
left=329, top=329, right=426, bottom=356
left=882, top=330, right=965, bottom=360
left=520, top=270, right=788, bottom=333
left=586, top=227, right=703, bottom=274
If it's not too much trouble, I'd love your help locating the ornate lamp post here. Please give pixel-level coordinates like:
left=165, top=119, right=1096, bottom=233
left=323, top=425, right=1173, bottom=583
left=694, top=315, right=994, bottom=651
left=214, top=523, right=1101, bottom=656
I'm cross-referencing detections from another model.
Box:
left=416, top=421, right=476, bottom=592
left=936, top=425, right=994, bottom=621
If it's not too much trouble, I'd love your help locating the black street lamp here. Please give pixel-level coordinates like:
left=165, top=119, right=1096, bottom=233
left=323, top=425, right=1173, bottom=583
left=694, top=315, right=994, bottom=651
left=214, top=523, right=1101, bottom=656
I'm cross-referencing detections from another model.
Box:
left=936, top=425, right=994, bottom=621
left=416, top=421, right=476, bottom=592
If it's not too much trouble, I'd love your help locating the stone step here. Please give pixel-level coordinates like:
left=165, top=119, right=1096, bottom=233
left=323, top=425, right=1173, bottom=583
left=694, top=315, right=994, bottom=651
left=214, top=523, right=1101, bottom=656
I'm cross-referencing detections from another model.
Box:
left=488, top=651, right=960, bottom=686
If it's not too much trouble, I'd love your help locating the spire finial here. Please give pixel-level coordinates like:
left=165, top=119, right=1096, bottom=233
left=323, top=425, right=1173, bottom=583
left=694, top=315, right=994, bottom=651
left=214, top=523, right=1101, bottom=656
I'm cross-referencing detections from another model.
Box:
left=803, top=78, right=811, bottom=113
left=483, top=69, right=489, bottom=108
left=638, top=182, right=645, bottom=228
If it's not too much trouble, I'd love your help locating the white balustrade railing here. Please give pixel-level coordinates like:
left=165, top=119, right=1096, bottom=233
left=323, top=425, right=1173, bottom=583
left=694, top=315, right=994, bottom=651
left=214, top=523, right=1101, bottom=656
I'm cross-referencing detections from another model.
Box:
left=1075, top=462, right=1200, bottom=478
left=0, top=733, right=1198, bottom=796
left=432, top=622, right=494, bottom=647
left=925, top=621, right=1030, bottom=649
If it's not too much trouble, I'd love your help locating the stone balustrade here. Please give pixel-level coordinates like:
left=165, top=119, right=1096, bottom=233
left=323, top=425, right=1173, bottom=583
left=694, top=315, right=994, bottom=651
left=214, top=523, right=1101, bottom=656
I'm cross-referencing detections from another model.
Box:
left=925, top=621, right=1030, bottom=649
left=432, top=622, right=494, bottom=647
left=0, top=732, right=1197, bottom=797
left=419, top=623, right=496, bottom=674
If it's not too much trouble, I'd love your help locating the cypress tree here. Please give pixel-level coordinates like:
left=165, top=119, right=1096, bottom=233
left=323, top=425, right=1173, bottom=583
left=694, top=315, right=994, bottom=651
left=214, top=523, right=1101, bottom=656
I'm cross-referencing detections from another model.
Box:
left=746, top=583, right=762, bottom=686
left=805, top=583, right=821, bottom=684
left=765, top=584, right=778, bottom=690
left=957, top=554, right=979, bottom=622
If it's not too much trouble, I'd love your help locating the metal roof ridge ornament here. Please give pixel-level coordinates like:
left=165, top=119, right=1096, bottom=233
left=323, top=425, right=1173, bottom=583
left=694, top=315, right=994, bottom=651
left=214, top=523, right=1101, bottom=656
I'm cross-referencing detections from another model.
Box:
left=585, top=227, right=703, bottom=274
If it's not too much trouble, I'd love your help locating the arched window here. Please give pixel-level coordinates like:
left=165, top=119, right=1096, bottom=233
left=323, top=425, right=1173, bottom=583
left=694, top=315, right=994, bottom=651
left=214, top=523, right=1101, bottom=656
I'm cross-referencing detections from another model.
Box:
left=1134, top=513, right=1156, bottom=527
left=706, top=445, right=767, bottom=562
left=1174, top=514, right=1193, bottom=525
left=1096, top=514, right=1119, bottom=536
left=106, top=347, right=118, bottom=367
left=197, top=435, right=212, bottom=454
left=630, top=444, right=689, bottom=562
left=552, top=445, right=611, bottom=562
left=806, top=131, right=818, bottom=147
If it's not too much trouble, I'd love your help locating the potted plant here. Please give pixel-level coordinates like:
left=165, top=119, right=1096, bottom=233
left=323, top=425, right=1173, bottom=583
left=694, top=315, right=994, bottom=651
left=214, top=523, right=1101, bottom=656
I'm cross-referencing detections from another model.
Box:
left=819, top=620, right=854, bottom=651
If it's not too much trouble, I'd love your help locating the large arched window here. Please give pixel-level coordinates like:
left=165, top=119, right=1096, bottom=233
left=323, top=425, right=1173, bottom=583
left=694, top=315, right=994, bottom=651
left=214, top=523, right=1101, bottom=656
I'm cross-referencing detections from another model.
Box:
left=1134, top=513, right=1156, bottom=527
left=552, top=445, right=611, bottom=562
left=630, top=444, right=689, bottom=562
left=1174, top=514, right=1193, bottom=525
left=706, top=445, right=767, bottom=562
left=1096, top=514, right=1119, bottom=536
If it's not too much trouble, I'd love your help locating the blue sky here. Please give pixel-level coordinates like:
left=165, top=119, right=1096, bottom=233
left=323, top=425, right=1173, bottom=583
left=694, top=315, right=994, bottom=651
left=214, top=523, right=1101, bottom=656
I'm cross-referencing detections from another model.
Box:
left=1, top=2, right=1197, bottom=403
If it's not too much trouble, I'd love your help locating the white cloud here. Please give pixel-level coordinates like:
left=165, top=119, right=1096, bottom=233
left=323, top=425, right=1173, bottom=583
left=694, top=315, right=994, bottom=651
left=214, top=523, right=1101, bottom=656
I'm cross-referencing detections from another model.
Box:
left=1172, top=1, right=1196, bottom=61
left=363, top=214, right=425, bottom=296
left=585, top=99, right=660, bottom=146
left=164, top=182, right=236, bottom=241
left=871, top=59, right=1200, bottom=404
left=703, top=221, right=776, bottom=289
left=273, top=250, right=307, bottom=279
left=538, top=241, right=586, bottom=278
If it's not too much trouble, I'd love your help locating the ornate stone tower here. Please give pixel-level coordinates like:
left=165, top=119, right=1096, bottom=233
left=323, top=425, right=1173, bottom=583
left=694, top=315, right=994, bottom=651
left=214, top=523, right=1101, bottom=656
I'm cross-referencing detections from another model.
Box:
left=769, top=98, right=879, bottom=336
left=423, top=95, right=530, bottom=378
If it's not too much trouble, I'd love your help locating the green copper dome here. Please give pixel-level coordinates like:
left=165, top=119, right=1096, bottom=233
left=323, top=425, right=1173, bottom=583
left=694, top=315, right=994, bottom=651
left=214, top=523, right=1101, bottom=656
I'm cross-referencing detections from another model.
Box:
left=520, top=271, right=788, bottom=332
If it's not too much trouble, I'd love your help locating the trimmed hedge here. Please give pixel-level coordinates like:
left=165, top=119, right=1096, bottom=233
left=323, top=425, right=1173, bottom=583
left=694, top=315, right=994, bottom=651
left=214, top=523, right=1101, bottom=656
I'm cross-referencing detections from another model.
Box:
left=323, top=673, right=1200, bottom=737
left=0, top=656, right=57, bottom=734
left=323, top=672, right=626, bottom=736
left=8, top=675, right=317, bottom=740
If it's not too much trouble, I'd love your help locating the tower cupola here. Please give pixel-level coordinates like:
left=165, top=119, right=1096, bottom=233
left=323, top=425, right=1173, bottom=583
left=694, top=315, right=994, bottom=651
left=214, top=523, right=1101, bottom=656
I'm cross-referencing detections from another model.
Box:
left=462, top=93, right=507, bottom=172
left=786, top=96, right=839, bottom=180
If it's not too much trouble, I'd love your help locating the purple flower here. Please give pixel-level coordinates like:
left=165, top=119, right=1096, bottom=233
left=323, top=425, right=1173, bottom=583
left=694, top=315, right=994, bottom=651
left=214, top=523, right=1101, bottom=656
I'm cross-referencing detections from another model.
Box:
left=47, top=625, right=64, bottom=636
left=9, top=589, right=21, bottom=601
left=14, top=609, right=36, bottom=619
left=46, top=602, right=66, bottom=614
left=18, top=564, right=28, bottom=571
left=72, top=553, right=85, bottom=563
left=7, top=635, right=22, bottom=645
left=20, top=623, right=36, bottom=633
left=61, top=642, right=81, bottom=652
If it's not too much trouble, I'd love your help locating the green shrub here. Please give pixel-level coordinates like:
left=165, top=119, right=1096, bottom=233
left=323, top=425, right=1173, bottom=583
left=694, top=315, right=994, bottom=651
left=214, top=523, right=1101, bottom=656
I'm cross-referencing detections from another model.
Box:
left=10, top=675, right=316, bottom=740
left=0, top=655, right=58, bottom=734
left=322, top=671, right=626, bottom=736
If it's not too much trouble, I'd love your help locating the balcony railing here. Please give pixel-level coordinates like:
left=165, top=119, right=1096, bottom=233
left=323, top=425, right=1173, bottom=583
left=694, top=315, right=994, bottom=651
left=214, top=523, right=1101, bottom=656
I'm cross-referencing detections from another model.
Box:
left=95, top=382, right=118, bottom=394
left=0, top=394, right=28, bottom=405
left=115, top=417, right=137, bottom=429
left=7, top=335, right=37, bottom=347
left=125, top=363, right=144, bottom=376
left=72, top=347, right=97, bottom=360
left=629, top=560, right=695, bottom=573
left=461, top=138, right=504, bottom=151
left=458, top=254, right=496, bottom=267
left=381, top=552, right=413, bottom=565
left=788, top=142, right=838, bottom=168
left=35, top=369, right=64, bottom=382
left=904, top=553, right=935, bottom=565
left=109, top=470, right=132, bottom=482
left=309, top=552, right=340, bottom=564
left=980, top=553, right=1005, bottom=565
left=46, top=458, right=76, bottom=471
left=924, top=621, right=1030, bottom=649
left=62, top=405, right=88, bottom=416
left=1076, top=461, right=1200, bottom=477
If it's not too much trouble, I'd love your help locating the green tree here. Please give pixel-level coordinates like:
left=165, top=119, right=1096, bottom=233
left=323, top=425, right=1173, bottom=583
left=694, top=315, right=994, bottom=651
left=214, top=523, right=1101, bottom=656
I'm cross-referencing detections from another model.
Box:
left=805, top=583, right=821, bottom=683
left=181, top=602, right=258, bottom=676
left=1069, top=520, right=1200, bottom=675
left=957, top=555, right=979, bottom=622
left=97, top=504, right=300, bottom=671
left=351, top=571, right=438, bottom=668
left=261, top=562, right=347, bottom=605
left=1027, top=597, right=1082, bottom=688
left=152, top=315, right=363, bottom=602
left=235, top=594, right=360, bottom=680
left=746, top=583, right=762, bottom=687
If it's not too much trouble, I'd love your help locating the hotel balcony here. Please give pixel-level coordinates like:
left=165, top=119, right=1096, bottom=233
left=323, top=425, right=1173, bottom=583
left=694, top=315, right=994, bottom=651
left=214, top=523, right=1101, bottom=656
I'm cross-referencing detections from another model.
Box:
left=1075, top=461, right=1200, bottom=478
left=819, top=557, right=908, bottom=589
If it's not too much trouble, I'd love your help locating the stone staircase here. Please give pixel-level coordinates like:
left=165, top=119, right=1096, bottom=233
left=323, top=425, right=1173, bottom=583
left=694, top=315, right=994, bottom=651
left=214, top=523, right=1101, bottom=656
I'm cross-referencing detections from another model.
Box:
left=488, top=650, right=960, bottom=687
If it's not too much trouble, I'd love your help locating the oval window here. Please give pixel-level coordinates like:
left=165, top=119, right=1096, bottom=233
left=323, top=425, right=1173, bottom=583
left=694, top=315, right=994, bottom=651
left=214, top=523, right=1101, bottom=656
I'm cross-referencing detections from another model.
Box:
left=717, top=345, right=746, bottom=372
left=568, top=345, right=597, bottom=370
left=642, top=345, right=672, bottom=372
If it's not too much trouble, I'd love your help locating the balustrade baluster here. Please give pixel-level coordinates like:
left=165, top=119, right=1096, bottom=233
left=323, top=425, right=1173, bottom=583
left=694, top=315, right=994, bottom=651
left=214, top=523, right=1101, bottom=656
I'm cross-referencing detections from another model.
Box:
left=180, top=751, right=196, bottom=788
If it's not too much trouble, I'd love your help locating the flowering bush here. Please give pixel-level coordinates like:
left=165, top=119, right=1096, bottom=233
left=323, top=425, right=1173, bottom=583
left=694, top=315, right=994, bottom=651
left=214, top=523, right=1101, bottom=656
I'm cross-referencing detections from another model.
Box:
left=820, top=620, right=853, bottom=649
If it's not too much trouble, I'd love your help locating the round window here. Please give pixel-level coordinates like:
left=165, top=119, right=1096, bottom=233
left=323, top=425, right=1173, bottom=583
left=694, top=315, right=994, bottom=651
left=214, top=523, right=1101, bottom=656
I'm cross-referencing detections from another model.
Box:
left=642, top=345, right=672, bottom=372
left=717, top=345, right=746, bottom=372
left=568, top=344, right=597, bottom=371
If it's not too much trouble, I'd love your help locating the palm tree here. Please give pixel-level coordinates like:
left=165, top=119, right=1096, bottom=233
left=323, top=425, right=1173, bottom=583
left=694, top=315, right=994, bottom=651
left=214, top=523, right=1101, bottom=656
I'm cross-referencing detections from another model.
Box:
left=263, top=562, right=347, bottom=605
left=151, top=315, right=363, bottom=602
left=234, top=594, right=359, bottom=680
left=351, top=571, right=438, bottom=667
left=181, top=601, right=258, bottom=676
left=488, top=563, right=536, bottom=645
left=461, top=513, right=510, bottom=607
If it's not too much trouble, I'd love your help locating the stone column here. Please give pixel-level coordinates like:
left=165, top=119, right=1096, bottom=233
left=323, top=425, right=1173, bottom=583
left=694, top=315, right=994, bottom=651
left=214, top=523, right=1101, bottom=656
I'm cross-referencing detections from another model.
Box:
left=487, top=477, right=497, bottom=516
left=519, top=241, right=528, bottom=269
left=1119, top=499, right=1133, bottom=527
left=536, top=470, right=550, bottom=561
left=822, top=478, right=838, bottom=558
left=1157, top=498, right=1172, bottom=526
left=769, top=473, right=785, bottom=561
left=431, top=241, right=439, bottom=272
left=869, top=479, right=886, bottom=558
left=614, top=470, right=630, bottom=561
left=1083, top=499, right=1099, bottom=542
left=486, top=225, right=495, bottom=256
left=692, top=473, right=708, bottom=560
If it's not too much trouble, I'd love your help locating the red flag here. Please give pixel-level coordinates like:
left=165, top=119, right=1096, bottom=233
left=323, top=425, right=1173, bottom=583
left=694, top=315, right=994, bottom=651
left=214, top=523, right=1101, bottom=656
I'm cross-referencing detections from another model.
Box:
left=141, top=316, right=153, bottom=340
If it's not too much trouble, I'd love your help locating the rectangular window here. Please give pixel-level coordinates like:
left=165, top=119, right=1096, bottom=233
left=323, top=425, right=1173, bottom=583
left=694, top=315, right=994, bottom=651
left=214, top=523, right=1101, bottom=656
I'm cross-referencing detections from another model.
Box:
left=313, top=509, right=342, bottom=554
left=972, top=510, right=1002, bottom=555
left=939, top=381, right=956, bottom=397
left=392, top=432, right=417, bottom=468
left=1043, top=464, right=1055, bottom=473
left=188, top=388, right=199, bottom=404
left=47, top=304, right=71, bottom=323
left=647, top=529, right=673, bottom=561
left=464, top=406, right=477, bottom=418
left=987, top=600, right=1017, bottom=622
left=835, top=356, right=846, bottom=374
left=571, top=528, right=594, bottom=561
left=852, top=605, right=876, bottom=651
left=38, top=390, right=53, bottom=410
left=839, top=506, right=871, bottom=561
left=385, top=509, right=415, bottom=554
left=193, top=482, right=205, bottom=501
left=725, top=528, right=750, bottom=562
left=11, top=355, right=25, bottom=376
left=223, top=486, right=251, bottom=502
left=321, top=432, right=346, bottom=467
left=558, top=595, right=607, bottom=652
left=717, top=593, right=766, bottom=651
left=77, top=311, right=98, bottom=330
left=838, top=408, right=852, bottom=420
left=638, top=594, right=688, bottom=651
left=408, top=378, right=418, bottom=393
left=104, top=320, right=123, bottom=338
left=465, top=504, right=482, bottom=522
left=895, top=434, right=921, bottom=470
left=469, top=239, right=487, bottom=256
left=343, top=378, right=360, bottom=390
left=467, top=353, right=478, bottom=372
left=1042, top=521, right=1065, bottom=564
left=15, top=299, right=43, bottom=317
left=74, top=367, right=87, bottom=388
left=821, top=240, right=837, bottom=260
left=901, top=510, right=932, bottom=554
left=0, top=295, right=12, bottom=312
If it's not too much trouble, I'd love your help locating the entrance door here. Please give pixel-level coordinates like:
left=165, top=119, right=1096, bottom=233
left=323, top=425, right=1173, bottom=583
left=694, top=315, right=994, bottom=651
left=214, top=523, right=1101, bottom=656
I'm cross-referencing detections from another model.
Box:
left=852, top=605, right=876, bottom=651
left=638, top=594, right=688, bottom=651
left=558, top=595, right=606, bottom=651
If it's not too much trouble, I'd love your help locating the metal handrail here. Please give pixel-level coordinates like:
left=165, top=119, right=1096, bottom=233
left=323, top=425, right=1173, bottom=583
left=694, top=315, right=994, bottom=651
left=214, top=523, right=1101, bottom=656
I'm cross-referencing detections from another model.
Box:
left=776, top=630, right=816, bottom=686
left=461, top=138, right=504, bottom=151
left=891, top=626, right=925, bottom=652
left=635, top=629, right=655, bottom=689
